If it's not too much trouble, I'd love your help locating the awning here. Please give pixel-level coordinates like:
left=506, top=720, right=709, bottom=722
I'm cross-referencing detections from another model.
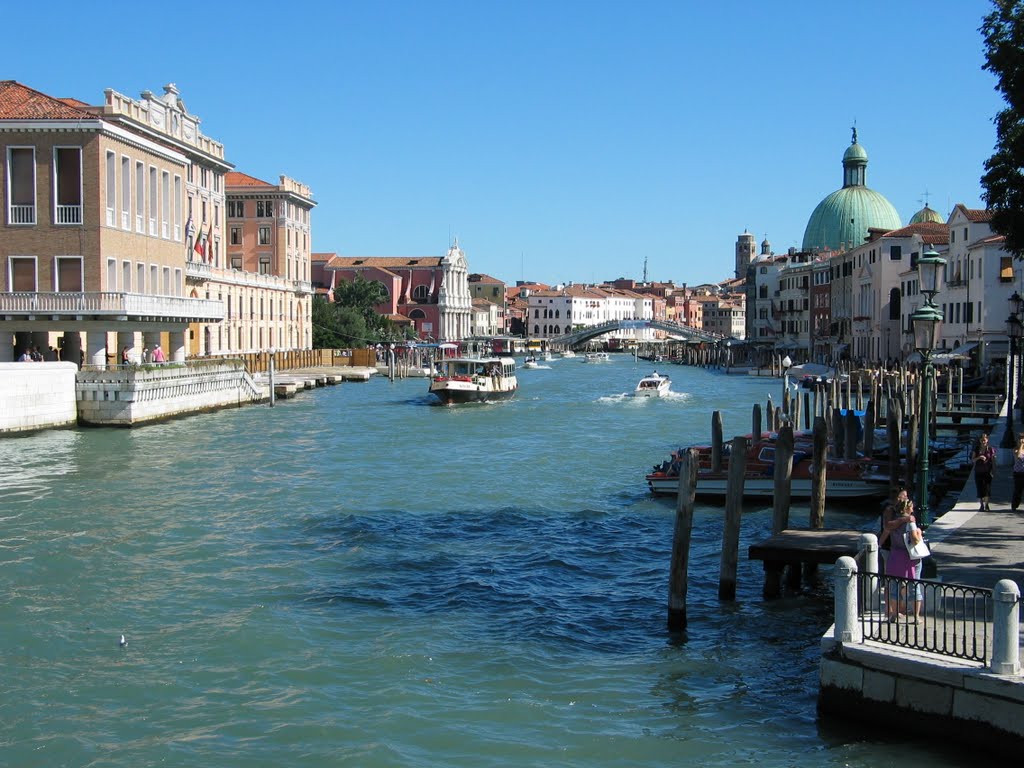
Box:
left=931, top=341, right=979, bottom=365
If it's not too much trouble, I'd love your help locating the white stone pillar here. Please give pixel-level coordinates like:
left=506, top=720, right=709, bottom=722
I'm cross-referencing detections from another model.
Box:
left=859, top=533, right=879, bottom=614
left=117, top=330, right=136, bottom=365
left=86, top=331, right=107, bottom=369
left=834, top=556, right=861, bottom=643
left=991, top=579, right=1021, bottom=675
left=61, top=332, right=82, bottom=367
left=169, top=330, right=186, bottom=362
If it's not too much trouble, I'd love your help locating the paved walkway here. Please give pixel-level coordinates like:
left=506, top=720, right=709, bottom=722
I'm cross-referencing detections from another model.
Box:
left=927, top=411, right=1024, bottom=595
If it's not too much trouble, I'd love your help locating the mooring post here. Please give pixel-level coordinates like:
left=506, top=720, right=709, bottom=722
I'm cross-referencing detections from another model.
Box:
left=772, top=425, right=794, bottom=535
left=863, top=402, right=874, bottom=458
left=832, top=407, right=845, bottom=458
left=719, top=435, right=747, bottom=601
left=810, top=416, right=827, bottom=529
left=834, top=557, right=862, bottom=643
left=752, top=403, right=762, bottom=440
left=992, top=579, right=1022, bottom=675
left=667, top=448, right=699, bottom=632
left=887, top=395, right=903, bottom=497
left=711, top=411, right=724, bottom=472
left=782, top=385, right=791, bottom=422
left=844, top=408, right=859, bottom=460
left=767, top=394, right=774, bottom=431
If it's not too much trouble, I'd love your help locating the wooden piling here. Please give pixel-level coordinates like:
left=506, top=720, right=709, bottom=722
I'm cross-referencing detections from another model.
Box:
left=711, top=411, right=724, bottom=472
left=832, top=408, right=845, bottom=458
left=719, top=435, right=747, bottom=601
left=667, top=447, right=699, bottom=631
left=771, top=425, right=794, bottom=535
left=844, top=408, right=859, bottom=460
left=887, top=395, right=902, bottom=496
left=782, top=386, right=791, bottom=421
left=863, top=402, right=875, bottom=458
left=810, top=416, right=827, bottom=529
left=752, top=403, right=762, bottom=440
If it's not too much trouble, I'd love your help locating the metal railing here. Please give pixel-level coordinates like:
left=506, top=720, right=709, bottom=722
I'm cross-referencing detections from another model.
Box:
left=858, top=573, right=991, bottom=663
left=0, top=291, right=224, bottom=321
left=10, top=204, right=36, bottom=224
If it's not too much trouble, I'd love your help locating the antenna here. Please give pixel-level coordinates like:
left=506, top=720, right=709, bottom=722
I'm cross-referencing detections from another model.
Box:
left=643, top=256, right=648, bottom=283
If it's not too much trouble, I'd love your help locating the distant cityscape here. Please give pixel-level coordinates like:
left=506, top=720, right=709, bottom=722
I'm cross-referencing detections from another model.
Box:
left=0, top=80, right=1013, bottom=375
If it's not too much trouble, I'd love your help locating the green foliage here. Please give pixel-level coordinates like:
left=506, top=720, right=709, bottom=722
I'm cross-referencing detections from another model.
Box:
left=981, top=0, right=1024, bottom=258
left=312, top=276, right=409, bottom=348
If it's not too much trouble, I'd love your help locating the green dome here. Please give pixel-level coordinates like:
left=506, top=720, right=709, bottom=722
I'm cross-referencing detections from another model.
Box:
left=802, top=129, right=902, bottom=251
left=909, top=204, right=944, bottom=225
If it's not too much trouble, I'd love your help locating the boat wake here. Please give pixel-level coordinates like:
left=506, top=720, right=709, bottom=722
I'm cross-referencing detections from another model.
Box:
left=597, top=391, right=691, bottom=404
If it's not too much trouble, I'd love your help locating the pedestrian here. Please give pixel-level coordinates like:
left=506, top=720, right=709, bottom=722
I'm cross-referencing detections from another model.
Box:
left=884, top=498, right=923, bottom=623
left=31, top=346, right=43, bottom=362
left=151, top=344, right=165, bottom=363
left=970, top=433, right=996, bottom=511
left=17, top=348, right=32, bottom=362
left=121, top=346, right=131, bottom=366
left=1012, top=433, right=1024, bottom=512
left=878, top=487, right=908, bottom=570
left=142, top=346, right=150, bottom=364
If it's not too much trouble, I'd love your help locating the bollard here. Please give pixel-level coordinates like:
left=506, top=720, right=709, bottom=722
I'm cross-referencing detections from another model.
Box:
left=991, top=579, right=1021, bottom=675
left=834, top=556, right=861, bottom=644
left=859, top=533, right=879, bottom=613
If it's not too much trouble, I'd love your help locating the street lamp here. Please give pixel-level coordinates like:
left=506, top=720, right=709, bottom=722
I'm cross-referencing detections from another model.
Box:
left=782, top=353, right=792, bottom=389
left=1009, top=291, right=1023, bottom=412
left=911, top=247, right=946, bottom=528
left=1003, top=311, right=1022, bottom=449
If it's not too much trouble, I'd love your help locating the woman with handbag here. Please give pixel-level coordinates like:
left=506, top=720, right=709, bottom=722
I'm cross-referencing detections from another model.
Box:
left=884, top=499, right=925, bottom=623
left=971, top=433, right=996, bottom=510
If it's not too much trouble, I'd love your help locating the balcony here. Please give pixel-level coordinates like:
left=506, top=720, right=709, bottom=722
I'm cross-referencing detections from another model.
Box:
left=10, top=204, right=35, bottom=224
left=0, top=292, right=224, bottom=323
left=57, top=204, right=82, bottom=225
left=185, top=260, right=312, bottom=296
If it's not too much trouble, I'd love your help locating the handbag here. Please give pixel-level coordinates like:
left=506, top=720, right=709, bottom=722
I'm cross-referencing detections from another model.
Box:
left=904, top=524, right=930, bottom=559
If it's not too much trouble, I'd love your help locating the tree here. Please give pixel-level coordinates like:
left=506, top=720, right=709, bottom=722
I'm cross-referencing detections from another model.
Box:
left=981, top=0, right=1024, bottom=258
left=333, top=274, right=389, bottom=324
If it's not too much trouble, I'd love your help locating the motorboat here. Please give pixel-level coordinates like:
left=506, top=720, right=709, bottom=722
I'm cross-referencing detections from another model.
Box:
left=561, top=350, right=576, bottom=358
left=428, top=357, right=518, bottom=404
left=522, top=355, right=541, bottom=369
left=541, top=351, right=554, bottom=362
left=584, top=352, right=610, bottom=362
left=633, top=371, right=671, bottom=397
left=645, top=432, right=890, bottom=499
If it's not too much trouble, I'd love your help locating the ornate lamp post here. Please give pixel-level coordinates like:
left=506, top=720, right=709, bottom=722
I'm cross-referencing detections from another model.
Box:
left=912, top=248, right=946, bottom=528
left=1003, top=309, right=1022, bottom=449
left=782, top=353, right=792, bottom=389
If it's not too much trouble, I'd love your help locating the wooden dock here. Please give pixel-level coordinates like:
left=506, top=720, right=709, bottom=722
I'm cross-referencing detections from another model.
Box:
left=748, top=529, right=866, bottom=598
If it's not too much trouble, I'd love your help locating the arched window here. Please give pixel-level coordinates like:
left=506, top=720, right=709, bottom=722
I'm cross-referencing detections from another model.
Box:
left=553, top=325, right=560, bottom=334
left=533, top=324, right=540, bottom=334
left=555, top=309, right=560, bottom=318
left=413, top=285, right=428, bottom=301
left=409, top=309, right=426, bottom=319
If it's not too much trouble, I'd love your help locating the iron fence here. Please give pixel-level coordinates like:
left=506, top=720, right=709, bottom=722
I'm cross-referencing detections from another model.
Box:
left=857, top=572, right=993, bottom=664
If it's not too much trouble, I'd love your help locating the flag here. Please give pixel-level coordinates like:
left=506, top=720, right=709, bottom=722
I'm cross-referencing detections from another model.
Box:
left=184, top=215, right=195, bottom=241
left=193, top=223, right=204, bottom=258
left=205, top=223, right=214, bottom=263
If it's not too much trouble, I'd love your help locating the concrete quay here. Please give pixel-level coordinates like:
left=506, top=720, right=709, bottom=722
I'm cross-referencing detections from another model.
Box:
left=819, top=406, right=1024, bottom=755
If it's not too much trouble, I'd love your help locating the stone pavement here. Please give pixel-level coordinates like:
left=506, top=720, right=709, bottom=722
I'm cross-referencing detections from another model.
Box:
left=926, top=413, right=1024, bottom=594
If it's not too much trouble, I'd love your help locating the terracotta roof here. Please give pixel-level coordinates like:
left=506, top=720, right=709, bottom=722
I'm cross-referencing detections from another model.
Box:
left=226, top=171, right=273, bottom=188
left=468, top=273, right=504, bottom=284
left=880, top=222, right=950, bottom=242
left=0, top=80, right=96, bottom=120
left=954, top=203, right=993, bottom=223
left=56, top=97, right=92, bottom=109
left=311, top=252, right=337, bottom=262
left=325, top=256, right=444, bottom=269
left=471, top=297, right=497, bottom=308
left=978, top=234, right=1006, bottom=245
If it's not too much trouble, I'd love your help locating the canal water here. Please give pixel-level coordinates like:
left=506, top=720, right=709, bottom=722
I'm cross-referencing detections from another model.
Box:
left=1, top=356, right=973, bottom=766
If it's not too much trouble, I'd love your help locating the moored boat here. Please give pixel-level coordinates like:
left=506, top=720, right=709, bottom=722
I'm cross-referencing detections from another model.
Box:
left=633, top=371, right=671, bottom=397
left=646, top=432, right=890, bottom=499
left=428, top=357, right=518, bottom=405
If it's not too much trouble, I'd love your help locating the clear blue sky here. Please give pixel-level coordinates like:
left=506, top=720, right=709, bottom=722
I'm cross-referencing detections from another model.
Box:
left=8, top=0, right=1003, bottom=287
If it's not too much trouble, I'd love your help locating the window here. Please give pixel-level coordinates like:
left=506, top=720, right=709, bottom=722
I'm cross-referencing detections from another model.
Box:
left=161, top=171, right=170, bottom=238
left=228, top=200, right=243, bottom=217
left=231, top=257, right=242, bottom=270
left=889, top=245, right=902, bottom=260
left=106, top=258, right=117, bottom=290
left=54, top=257, right=82, bottom=292
left=413, top=284, right=428, bottom=300
left=135, top=162, right=145, bottom=232
left=54, top=147, right=82, bottom=225
left=257, top=200, right=274, bottom=217
left=174, top=176, right=182, bottom=240
left=7, top=147, right=36, bottom=224
left=105, top=151, right=116, bottom=226
left=1001, top=256, right=1014, bottom=282
left=148, top=167, right=158, bottom=235
left=259, top=258, right=270, bottom=275
left=137, top=262, right=146, bottom=293
left=9, top=256, right=37, bottom=291
left=258, top=226, right=270, bottom=245
left=150, top=264, right=158, bottom=294
left=122, top=260, right=132, bottom=292
left=230, top=227, right=241, bottom=245
left=121, top=156, right=131, bottom=229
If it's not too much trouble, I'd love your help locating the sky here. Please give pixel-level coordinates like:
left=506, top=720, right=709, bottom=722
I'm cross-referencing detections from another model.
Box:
left=6, top=0, right=1005, bottom=287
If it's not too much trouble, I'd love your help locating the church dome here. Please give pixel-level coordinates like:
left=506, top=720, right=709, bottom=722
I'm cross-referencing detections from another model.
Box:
left=909, top=204, right=944, bottom=225
left=802, top=129, right=902, bottom=252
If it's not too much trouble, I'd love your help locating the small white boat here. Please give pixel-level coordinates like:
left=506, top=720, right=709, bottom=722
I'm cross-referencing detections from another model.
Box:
left=561, top=350, right=576, bottom=359
left=541, top=351, right=554, bottom=362
left=522, top=355, right=540, bottom=369
left=633, top=371, right=671, bottom=397
left=584, top=352, right=610, bottom=362
left=428, top=356, right=518, bottom=405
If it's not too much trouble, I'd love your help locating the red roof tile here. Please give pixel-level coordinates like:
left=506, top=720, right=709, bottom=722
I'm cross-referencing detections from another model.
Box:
left=325, top=256, right=444, bottom=269
left=226, top=170, right=273, bottom=188
left=880, top=222, right=950, bottom=242
left=0, top=80, right=95, bottom=120
left=954, top=203, right=993, bottom=223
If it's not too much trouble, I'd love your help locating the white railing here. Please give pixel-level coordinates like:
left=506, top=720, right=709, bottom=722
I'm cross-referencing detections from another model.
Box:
left=121, top=211, right=130, bottom=229
left=57, top=204, right=82, bottom=225
left=149, top=218, right=157, bottom=236
left=0, top=291, right=224, bottom=321
left=106, top=207, right=115, bottom=226
left=10, top=204, right=35, bottom=224
left=161, top=221, right=169, bottom=239
left=136, top=213, right=144, bottom=233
